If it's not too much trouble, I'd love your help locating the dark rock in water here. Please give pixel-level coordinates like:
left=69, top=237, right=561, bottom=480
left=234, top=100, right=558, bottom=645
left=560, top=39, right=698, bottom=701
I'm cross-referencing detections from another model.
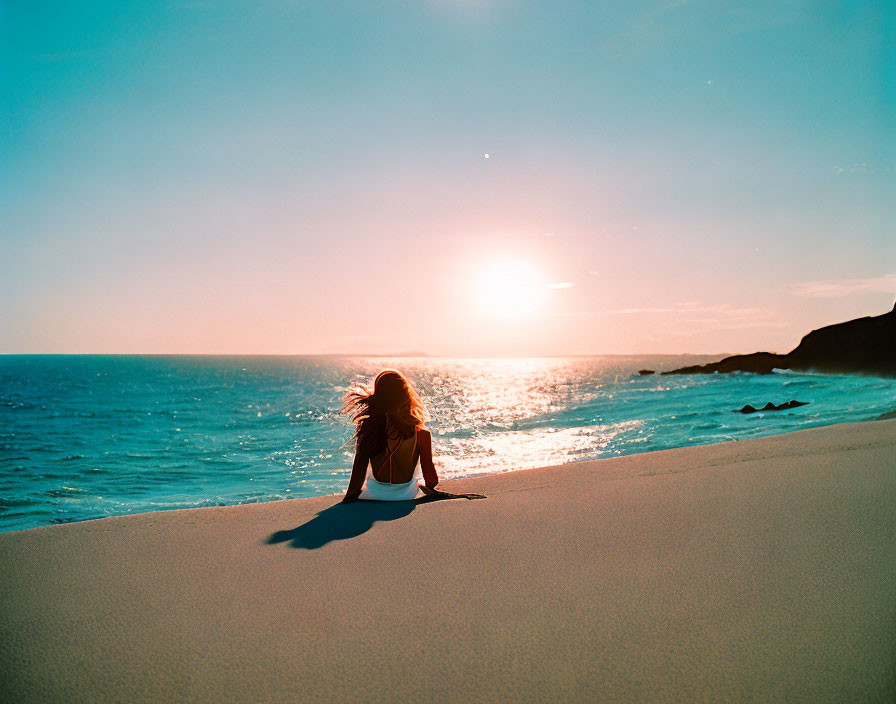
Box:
left=735, top=400, right=810, bottom=414
left=778, top=399, right=809, bottom=410
left=665, top=304, right=896, bottom=376
left=638, top=369, right=655, bottom=376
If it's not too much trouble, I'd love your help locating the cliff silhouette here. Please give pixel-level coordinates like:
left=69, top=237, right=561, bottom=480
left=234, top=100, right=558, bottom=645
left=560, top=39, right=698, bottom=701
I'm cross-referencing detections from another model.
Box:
left=664, top=303, right=896, bottom=377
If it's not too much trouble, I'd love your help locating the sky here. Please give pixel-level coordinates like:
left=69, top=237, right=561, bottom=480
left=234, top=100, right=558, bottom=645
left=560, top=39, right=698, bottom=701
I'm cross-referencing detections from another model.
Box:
left=1, top=0, right=893, bottom=355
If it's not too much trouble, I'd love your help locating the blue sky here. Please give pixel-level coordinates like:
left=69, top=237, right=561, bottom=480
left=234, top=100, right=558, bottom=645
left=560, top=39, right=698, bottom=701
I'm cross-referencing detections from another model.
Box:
left=2, top=1, right=893, bottom=354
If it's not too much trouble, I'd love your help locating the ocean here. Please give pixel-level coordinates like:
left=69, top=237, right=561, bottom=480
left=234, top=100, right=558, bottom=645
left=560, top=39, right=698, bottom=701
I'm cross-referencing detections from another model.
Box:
left=1, top=354, right=893, bottom=533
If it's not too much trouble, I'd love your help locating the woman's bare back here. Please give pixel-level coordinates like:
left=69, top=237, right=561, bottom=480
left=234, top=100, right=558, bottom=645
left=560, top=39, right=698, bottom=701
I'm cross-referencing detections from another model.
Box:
left=370, top=426, right=420, bottom=484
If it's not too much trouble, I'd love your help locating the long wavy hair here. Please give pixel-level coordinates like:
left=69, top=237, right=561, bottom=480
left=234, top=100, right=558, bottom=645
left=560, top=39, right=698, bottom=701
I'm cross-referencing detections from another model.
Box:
left=342, top=369, right=428, bottom=456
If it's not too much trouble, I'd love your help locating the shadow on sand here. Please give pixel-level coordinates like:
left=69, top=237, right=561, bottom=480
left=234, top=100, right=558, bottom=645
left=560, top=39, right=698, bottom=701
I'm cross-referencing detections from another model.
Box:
left=266, top=492, right=485, bottom=549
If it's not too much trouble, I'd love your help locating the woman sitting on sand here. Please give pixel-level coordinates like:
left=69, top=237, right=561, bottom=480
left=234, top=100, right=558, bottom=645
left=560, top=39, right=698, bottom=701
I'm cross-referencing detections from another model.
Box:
left=341, top=369, right=440, bottom=503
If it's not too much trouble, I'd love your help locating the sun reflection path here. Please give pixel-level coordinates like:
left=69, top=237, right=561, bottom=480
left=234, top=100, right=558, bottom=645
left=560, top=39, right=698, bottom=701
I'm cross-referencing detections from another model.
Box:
left=342, top=356, right=673, bottom=480
left=423, top=358, right=573, bottom=431
left=435, top=420, right=646, bottom=478
left=359, top=358, right=645, bottom=478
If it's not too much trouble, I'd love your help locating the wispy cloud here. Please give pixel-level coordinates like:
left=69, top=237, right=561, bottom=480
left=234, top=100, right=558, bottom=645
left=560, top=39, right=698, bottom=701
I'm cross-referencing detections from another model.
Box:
left=787, top=274, right=896, bottom=298
left=600, top=307, right=679, bottom=315
left=833, top=159, right=892, bottom=176
left=834, top=162, right=870, bottom=175
left=679, top=319, right=792, bottom=331
left=598, top=303, right=771, bottom=321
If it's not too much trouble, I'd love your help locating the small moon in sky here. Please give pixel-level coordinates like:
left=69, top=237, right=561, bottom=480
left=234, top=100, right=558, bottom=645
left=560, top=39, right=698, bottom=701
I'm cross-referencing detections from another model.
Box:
left=484, top=153, right=490, bottom=159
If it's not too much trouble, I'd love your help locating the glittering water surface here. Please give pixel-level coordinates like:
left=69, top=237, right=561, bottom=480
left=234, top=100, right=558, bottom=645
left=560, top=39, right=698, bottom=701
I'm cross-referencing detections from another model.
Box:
left=1, top=355, right=893, bottom=532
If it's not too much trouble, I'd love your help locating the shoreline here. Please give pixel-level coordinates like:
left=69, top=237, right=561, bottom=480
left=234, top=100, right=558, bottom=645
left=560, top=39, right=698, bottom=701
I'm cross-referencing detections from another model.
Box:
left=3, top=413, right=893, bottom=536
left=3, top=354, right=893, bottom=536
left=1, top=419, right=894, bottom=702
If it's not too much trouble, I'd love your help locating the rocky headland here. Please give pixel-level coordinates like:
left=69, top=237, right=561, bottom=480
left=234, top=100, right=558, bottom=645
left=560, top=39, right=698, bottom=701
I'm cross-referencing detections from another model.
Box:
left=664, top=304, right=895, bottom=377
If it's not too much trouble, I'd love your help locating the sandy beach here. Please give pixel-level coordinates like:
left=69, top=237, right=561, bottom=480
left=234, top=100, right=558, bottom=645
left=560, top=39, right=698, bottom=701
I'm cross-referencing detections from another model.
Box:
left=1, top=419, right=894, bottom=703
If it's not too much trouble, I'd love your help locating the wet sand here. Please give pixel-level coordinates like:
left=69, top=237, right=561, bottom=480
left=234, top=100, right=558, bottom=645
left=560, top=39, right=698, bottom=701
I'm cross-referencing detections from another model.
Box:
left=1, top=419, right=894, bottom=703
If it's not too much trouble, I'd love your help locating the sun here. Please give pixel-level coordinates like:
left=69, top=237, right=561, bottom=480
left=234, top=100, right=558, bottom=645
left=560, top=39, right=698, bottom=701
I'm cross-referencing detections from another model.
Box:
left=475, top=260, right=546, bottom=318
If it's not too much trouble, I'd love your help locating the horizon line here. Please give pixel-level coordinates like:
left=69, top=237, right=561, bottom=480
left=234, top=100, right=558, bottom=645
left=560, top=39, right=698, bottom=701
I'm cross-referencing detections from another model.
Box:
left=0, top=351, right=740, bottom=359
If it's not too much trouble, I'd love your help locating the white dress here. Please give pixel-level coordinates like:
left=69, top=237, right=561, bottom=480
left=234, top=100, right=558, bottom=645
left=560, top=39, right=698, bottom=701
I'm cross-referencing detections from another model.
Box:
left=359, top=475, right=421, bottom=501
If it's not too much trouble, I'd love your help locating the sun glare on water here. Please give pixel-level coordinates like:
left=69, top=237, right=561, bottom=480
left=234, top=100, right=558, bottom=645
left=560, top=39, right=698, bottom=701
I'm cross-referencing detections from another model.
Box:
left=475, top=260, right=546, bottom=318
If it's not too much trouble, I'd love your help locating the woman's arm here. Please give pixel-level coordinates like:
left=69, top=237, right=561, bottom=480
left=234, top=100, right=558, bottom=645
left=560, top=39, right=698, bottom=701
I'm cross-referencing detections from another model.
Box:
left=418, top=428, right=439, bottom=490
left=342, top=446, right=369, bottom=502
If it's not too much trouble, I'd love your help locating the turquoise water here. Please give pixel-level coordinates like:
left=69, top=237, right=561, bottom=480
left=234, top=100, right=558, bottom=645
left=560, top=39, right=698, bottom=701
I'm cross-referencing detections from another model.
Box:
left=1, top=355, right=893, bottom=532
